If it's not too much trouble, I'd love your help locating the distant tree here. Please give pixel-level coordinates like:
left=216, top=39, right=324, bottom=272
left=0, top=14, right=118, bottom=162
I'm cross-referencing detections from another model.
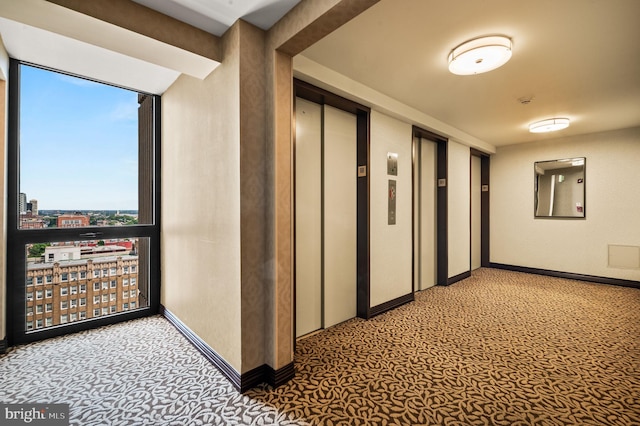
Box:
left=97, top=240, right=105, bottom=246
left=121, top=215, right=138, bottom=225
left=28, top=243, right=50, bottom=258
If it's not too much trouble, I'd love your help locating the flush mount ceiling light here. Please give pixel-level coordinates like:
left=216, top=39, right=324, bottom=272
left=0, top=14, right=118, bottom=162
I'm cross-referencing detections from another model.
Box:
left=529, top=118, right=570, bottom=133
left=448, top=36, right=512, bottom=75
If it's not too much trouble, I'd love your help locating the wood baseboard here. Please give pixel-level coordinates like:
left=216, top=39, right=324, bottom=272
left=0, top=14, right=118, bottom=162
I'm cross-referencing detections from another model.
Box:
left=160, top=305, right=294, bottom=392
left=446, top=270, right=471, bottom=286
left=489, top=263, right=640, bottom=289
left=368, top=293, right=414, bottom=318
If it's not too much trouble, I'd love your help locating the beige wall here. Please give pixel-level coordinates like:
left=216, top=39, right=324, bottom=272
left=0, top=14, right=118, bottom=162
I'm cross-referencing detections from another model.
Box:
left=237, top=21, right=267, bottom=374
left=161, top=20, right=271, bottom=374
left=491, top=127, right=640, bottom=281
left=161, top=23, right=243, bottom=371
left=370, top=110, right=413, bottom=306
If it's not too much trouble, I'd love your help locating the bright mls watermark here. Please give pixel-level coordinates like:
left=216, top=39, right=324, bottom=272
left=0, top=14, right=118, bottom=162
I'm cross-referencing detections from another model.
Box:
left=0, top=404, right=68, bottom=425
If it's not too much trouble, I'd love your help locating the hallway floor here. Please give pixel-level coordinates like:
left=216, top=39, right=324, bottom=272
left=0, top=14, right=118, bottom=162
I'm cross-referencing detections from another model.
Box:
left=1, top=269, right=639, bottom=425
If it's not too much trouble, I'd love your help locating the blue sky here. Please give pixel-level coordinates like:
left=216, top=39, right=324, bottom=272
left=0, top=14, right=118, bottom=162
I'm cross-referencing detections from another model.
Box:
left=19, top=65, right=139, bottom=210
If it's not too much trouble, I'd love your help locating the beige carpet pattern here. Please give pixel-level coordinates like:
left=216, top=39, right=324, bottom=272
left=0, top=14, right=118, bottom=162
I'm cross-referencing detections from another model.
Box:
left=248, top=268, right=640, bottom=425
left=1, top=268, right=639, bottom=425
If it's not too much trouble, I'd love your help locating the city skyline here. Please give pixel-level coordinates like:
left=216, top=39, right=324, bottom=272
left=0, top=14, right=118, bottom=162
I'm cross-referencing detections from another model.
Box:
left=19, top=64, right=140, bottom=210
left=19, top=192, right=138, bottom=215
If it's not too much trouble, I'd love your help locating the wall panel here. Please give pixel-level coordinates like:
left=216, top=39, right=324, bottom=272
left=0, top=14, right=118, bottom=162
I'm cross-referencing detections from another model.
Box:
left=370, top=111, right=413, bottom=306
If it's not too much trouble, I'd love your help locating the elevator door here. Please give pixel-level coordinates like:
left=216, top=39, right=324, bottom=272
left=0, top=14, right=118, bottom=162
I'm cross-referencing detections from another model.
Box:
left=323, top=105, right=357, bottom=328
left=295, top=99, right=357, bottom=337
left=295, top=98, right=322, bottom=337
left=471, top=155, right=482, bottom=270
left=414, top=137, right=437, bottom=291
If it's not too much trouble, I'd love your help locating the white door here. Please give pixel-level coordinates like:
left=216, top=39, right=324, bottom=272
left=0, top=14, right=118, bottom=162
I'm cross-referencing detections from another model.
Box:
left=414, top=137, right=437, bottom=290
left=471, top=155, right=482, bottom=270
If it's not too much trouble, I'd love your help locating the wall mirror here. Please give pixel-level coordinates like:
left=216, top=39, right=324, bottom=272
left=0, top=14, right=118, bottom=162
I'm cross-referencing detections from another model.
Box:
left=534, top=157, right=585, bottom=218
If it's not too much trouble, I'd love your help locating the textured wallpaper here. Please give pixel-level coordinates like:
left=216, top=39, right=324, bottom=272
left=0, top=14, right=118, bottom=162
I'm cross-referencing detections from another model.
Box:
left=161, top=22, right=243, bottom=371
left=238, top=20, right=268, bottom=373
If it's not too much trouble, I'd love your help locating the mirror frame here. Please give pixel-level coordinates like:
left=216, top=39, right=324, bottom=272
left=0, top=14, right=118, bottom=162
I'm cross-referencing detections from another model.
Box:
left=534, top=157, right=586, bottom=219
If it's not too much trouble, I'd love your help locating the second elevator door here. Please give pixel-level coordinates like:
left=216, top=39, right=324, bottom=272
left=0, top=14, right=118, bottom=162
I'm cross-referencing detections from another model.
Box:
left=471, top=155, right=482, bottom=270
left=295, top=99, right=357, bottom=338
left=414, top=137, right=438, bottom=291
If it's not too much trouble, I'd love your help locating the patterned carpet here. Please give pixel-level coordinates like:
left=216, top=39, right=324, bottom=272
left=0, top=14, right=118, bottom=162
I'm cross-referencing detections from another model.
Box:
left=1, top=268, right=639, bottom=425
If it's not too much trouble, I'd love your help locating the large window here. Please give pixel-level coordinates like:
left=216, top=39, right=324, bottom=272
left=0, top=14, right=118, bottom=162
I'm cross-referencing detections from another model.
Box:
left=7, top=61, right=160, bottom=344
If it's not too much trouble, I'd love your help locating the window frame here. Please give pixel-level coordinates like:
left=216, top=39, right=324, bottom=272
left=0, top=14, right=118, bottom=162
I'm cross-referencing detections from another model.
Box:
left=6, top=59, right=161, bottom=345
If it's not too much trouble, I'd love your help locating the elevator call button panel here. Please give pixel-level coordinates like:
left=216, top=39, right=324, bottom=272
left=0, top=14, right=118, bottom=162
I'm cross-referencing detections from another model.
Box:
left=388, top=179, right=396, bottom=225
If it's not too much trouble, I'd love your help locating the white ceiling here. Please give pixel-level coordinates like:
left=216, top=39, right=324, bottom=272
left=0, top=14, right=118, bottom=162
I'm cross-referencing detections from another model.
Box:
left=0, top=0, right=299, bottom=94
left=132, top=0, right=301, bottom=36
left=299, top=0, right=640, bottom=147
left=0, top=16, right=181, bottom=94
left=1, top=0, right=638, bottom=147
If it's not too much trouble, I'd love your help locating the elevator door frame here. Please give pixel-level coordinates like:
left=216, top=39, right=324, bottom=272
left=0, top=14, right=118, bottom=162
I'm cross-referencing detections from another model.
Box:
left=471, top=148, right=490, bottom=268
left=413, top=136, right=438, bottom=291
left=412, top=127, right=449, bottom=286
left=293, top=80, right=371, bottom=340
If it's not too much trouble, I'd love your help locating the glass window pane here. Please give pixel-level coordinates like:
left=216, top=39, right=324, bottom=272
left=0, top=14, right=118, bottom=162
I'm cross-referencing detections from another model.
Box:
left=18, top=64, right=153, bottom=228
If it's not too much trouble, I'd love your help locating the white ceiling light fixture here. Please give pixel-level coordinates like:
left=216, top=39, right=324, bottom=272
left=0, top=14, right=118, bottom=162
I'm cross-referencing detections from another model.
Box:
left=448, top=35, right=512, bottom=75
left=529, top=118, right=571, bottom=133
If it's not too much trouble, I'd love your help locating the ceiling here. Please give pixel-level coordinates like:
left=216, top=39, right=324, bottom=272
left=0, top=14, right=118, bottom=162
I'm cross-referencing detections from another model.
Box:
left=1, top=0, right=638, bottom=148
left=132, top=0, right=301, bottom=36
left=299, top=0, right=640, bottom=147
left=0, top=15, right=182, bottom=94
left=0, top=0, right=300, bottom=94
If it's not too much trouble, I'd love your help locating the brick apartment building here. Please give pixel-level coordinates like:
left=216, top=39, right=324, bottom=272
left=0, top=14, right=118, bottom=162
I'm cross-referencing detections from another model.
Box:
left=25, top=246, right=140, bottom=331
left=19, top=212, right=45, bottom=229
left=57, top=214, right=90, bottom=228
